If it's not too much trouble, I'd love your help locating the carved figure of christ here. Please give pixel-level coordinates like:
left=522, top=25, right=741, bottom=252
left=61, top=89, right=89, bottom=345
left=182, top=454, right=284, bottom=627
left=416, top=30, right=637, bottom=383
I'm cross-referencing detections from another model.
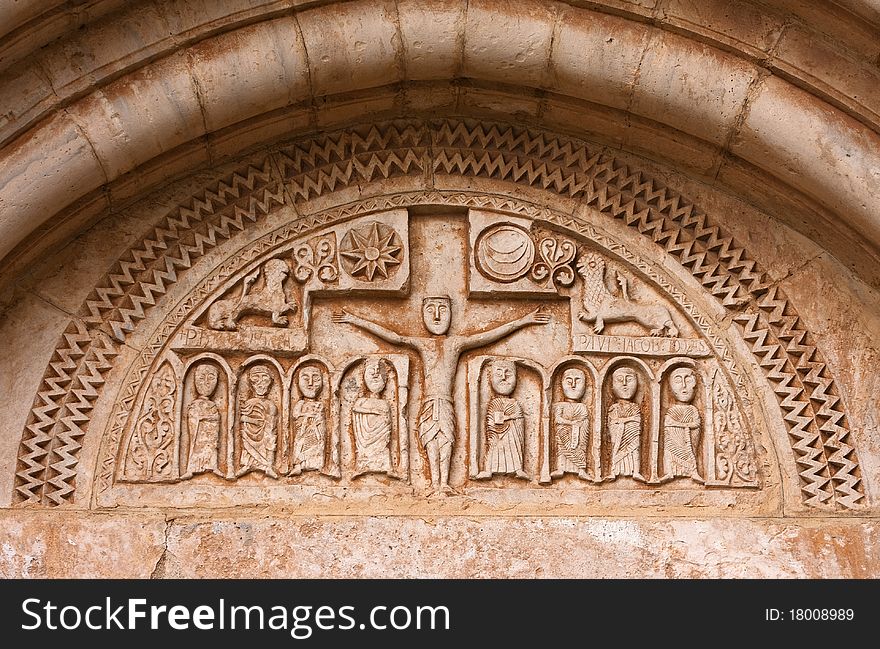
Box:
left=333, top=297, right=549, bottom=494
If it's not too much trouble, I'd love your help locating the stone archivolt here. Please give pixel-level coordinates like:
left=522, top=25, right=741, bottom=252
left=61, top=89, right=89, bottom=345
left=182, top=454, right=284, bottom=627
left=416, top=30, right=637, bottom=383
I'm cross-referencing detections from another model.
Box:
left=13, top=119, right=864, bottom=511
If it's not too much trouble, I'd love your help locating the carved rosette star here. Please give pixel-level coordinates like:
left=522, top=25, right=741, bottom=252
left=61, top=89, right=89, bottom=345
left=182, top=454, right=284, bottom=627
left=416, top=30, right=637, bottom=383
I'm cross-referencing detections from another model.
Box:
left=339, top=221, right=403, bottom=281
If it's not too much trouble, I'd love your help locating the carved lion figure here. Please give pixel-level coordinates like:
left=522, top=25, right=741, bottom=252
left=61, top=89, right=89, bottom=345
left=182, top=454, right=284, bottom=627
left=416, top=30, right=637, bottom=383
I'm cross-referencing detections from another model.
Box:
left=207, top=258, right=297, bottom=330
left=576, top=252, right=678, bottom=337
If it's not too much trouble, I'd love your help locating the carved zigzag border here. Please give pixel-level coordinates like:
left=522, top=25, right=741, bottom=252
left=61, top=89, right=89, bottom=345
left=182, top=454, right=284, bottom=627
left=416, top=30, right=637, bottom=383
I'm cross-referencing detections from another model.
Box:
left=13, top=119, right=864, bottom=509
left=14, top=160, right=285, bottom=505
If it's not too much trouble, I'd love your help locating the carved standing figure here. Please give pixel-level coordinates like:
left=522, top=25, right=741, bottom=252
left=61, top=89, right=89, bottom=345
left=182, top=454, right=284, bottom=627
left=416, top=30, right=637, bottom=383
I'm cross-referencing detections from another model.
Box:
left=182, top=364, right=222, bottom=478
left=477, top=360, right=528, bottom=480
left=608, top=367, right=644, bottom=480
left=552, top=367, right=590, bottom=480
left=236, top=365, right=279, bottom=478
left=289, top=366, right=327, bottom=475
left=351, top=358, right=395, bottom=477
left=333, top=297, right=549, bottom=494
left=663, top=367, right=702, bottom=481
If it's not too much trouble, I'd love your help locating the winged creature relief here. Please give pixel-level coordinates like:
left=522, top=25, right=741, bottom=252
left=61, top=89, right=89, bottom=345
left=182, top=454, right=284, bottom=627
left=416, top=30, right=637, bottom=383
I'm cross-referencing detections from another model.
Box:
left=577, top=252, right=678, bottom=337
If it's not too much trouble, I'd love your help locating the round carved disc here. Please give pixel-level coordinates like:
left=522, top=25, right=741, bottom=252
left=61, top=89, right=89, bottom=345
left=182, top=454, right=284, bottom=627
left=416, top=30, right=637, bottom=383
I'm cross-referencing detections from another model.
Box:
left=475, top=224, right=535, bottom=283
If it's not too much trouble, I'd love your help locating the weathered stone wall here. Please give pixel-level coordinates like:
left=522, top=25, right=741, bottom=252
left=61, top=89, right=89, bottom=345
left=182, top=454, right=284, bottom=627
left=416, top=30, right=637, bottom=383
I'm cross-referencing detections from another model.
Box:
left=0, top=0, right=878, bottom=578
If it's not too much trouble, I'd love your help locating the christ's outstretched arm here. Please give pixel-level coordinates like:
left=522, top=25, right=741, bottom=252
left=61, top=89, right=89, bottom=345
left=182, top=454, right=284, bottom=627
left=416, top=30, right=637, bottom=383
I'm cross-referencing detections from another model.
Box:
left=332, top=310, right=415, bottom=348
left=460, top=308, right=550, bottom=351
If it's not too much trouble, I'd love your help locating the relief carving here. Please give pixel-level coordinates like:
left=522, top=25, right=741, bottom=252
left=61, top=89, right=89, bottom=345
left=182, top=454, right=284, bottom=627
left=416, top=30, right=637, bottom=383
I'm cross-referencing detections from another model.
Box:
left=338, top=355, right=408, bottom=480
left=104, top=206, right=774, bottom=505
left=551, top=367, right=591, bottom=481
left=530, top=236, right=577, bottom=290
left=121, top=363, right=179, bottom=482
left=474, top=224, right=535, bottom=283
left=577, top=253, right=678, bottom=337
left=339, top=221, right=403, bottom=282
left=21, top=122, right=862, bottom=510
left=289, top=364, right=330, bottom=476
left=293, top=234, right=339, bottom=285
left=606, top=366, right=646, bottom=481
left=207, top=258, right=298, bottom=331
left=334, top=298, right=548, bottom=494
left=712, top=372, right=757, bottom=486
left=476, top=360, right=529, bottom=480
left=661, top=366, right=703, bottom=483
left=181, top=362, right=226, bottom=479
left=350, top=359, right=397, bottom=477
left=235, top=363, right=281, bottom=478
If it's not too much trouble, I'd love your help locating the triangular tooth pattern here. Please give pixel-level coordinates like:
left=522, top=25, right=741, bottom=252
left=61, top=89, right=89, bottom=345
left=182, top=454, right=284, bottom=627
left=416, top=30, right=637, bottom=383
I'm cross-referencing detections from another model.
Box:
left=14, top=320, right=93, bottom=504
left=16, top=122, right=864, bottom=511
left=14, top=160, right=276, bottom=506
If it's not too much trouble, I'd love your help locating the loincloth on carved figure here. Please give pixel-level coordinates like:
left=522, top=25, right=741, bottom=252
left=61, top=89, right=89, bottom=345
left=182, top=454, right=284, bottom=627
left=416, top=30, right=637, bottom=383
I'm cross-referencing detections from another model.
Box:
left=417, top=395, right=455, bottom=449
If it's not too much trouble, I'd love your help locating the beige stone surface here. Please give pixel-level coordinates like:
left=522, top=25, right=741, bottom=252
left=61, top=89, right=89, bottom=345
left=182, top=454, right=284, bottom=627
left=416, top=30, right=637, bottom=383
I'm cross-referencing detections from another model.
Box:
left=297, top=0, right=402, bottom=96
left=0, top=110, right=108, bottom=261
left=0, top=512, right=167, bottom=578
left=1, top=512, right=875, bottom=578
left=550, top=8, right=649, bottom=110
left=164, top=516, right=880, bottom=578
left=731, top=74, right=880, bottom=251
left=0, top=0, right=879, bottom=579
left=187, top=17, right=310, bottom=133
left=398, top=0, right=465, bottom=81
left=0, top=292, right=79, bottom=509
left=658, top=0, right=787, bottom=57
left=629, top=30, right=760, bottom=146
left=0, top=0, right=879, bottom=288
left=462, top=0, right=557, bottom=87
left=69, top=53, right=205, bottom=180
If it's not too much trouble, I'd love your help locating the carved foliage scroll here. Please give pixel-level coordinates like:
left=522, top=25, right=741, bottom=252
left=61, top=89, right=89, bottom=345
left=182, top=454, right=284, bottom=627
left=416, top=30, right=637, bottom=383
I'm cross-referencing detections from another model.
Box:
left=121, top=363, right=178, bottom=482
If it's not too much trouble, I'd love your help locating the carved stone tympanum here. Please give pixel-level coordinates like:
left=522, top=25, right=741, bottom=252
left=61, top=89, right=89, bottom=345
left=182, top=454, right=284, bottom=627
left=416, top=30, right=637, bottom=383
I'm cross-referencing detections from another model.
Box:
left=104, top=204, right=766, bottom=506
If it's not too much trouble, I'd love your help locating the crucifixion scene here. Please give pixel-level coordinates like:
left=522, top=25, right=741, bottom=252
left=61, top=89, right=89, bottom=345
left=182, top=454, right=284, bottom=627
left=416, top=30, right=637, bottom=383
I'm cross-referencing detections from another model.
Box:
left=113, top=208, right=759, bottom=499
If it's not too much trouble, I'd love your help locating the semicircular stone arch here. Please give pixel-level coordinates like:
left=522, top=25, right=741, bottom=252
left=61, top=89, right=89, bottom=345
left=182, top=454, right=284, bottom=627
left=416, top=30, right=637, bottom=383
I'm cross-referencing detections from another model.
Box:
left=13, top=118, right=865, bottom=514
